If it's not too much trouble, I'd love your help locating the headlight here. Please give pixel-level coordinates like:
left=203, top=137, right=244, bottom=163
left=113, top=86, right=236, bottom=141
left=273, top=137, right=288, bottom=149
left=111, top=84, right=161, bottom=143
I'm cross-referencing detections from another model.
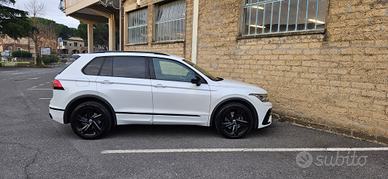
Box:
left=249, top=94, right=269, bottom=102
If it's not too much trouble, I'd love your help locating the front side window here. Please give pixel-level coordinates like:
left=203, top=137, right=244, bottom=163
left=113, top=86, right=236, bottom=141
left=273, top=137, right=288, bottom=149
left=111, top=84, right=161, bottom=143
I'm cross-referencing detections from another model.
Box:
left=155, top=0, right=186, bottom=42
left=153, top=58, right=194, bottom=82
left=242, top=0, right=328, bottom=36
left=128, top=8, right=148, bottom=44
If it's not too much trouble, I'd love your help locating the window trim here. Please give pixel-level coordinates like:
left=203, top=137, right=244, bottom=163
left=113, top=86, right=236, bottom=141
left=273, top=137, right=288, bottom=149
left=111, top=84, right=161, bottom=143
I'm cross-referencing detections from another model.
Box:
left=241, top=0, right=329, bottom=37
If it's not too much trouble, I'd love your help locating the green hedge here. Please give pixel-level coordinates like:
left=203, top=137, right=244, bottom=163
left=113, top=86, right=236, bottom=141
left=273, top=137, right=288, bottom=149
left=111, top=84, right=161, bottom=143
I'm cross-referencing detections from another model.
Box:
left=42, top=55, right=59, bottom=64
left=11, top=50, right=32, bottom=58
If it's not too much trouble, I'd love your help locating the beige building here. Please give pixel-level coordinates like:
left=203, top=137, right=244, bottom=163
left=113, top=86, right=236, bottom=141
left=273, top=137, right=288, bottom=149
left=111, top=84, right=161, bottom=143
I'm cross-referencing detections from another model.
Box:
left=0, top=35, right=34, bottom=55
left=0, top=35, right=58, bottom=57
left=59, top=37, right=88, bottom=56
left=61, top=0, right=388, bottom=144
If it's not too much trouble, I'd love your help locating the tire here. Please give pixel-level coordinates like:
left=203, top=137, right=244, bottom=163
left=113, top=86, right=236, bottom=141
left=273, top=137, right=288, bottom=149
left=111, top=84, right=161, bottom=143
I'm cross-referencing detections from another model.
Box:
left=70, top=101, right=112, bottom=139
left=215, top=103, right=253, bottom=139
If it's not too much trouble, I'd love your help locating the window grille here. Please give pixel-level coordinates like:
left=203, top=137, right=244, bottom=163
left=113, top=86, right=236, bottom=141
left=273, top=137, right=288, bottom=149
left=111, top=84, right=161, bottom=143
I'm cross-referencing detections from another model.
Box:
left=155, top=0, right=186, bottom=42
left=128, top=8, right=148, bottom=44
left=242, top=0, right=328, bottom=36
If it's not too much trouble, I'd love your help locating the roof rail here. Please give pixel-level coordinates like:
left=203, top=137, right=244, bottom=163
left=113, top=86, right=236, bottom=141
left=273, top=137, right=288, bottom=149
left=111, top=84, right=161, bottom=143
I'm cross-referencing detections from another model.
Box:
left=90, top=51, right=170, bottom=56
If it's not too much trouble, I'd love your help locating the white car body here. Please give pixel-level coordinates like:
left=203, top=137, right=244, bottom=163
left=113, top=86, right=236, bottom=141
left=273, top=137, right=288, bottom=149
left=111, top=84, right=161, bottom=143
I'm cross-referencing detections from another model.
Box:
left=49, top=52, right=272, bottom=139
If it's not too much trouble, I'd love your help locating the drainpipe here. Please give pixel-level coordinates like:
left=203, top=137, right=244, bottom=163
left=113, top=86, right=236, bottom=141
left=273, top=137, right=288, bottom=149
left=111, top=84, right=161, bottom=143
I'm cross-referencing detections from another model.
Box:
left=191, top=0, right=199, bottom=64
left=119, top=1, right=122, bottom=51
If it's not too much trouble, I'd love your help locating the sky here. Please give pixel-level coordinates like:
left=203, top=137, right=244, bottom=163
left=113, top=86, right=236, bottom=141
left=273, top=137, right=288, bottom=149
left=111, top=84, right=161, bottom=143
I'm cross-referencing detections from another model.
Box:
left=13, top=0, right=80, bottom=28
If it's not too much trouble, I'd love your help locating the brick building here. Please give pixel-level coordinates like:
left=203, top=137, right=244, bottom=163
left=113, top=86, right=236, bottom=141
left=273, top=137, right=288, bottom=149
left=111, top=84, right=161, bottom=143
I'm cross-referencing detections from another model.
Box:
left=62, top=0, right=388, bottom=143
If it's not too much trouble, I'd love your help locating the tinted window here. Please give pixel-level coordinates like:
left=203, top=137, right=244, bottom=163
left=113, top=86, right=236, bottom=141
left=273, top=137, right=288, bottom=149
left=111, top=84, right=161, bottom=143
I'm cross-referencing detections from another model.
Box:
left=113, top=57, right=146, bottom=78
left=83, top=57, right=104, bottom=75
left=100, top=57, right=113, bottom=76
left=152, top=58, right=194, bottom=82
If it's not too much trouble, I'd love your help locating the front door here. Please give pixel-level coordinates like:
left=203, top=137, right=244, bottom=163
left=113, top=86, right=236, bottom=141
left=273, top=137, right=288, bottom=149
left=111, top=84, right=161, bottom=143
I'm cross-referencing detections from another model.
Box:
left=150, top=58, right=211, bottom=126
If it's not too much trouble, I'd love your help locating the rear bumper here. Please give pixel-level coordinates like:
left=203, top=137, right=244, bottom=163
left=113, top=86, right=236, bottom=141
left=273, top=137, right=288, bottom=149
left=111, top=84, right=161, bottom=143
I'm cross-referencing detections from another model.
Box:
left=49, top=107, right=65, bottom=124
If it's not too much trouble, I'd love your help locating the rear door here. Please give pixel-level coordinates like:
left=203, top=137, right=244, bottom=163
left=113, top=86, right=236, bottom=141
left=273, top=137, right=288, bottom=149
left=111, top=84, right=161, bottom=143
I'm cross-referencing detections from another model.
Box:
left=96, top=56, right=153, bottom=125
left=150, top=58, right=211, bottom=126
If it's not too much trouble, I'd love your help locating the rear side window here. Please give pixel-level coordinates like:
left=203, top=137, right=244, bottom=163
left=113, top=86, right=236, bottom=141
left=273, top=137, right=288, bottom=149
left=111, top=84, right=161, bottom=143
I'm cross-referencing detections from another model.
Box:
left=83, top=57, right=104, bottom=75
left=113, top=57, right=146, bottom=78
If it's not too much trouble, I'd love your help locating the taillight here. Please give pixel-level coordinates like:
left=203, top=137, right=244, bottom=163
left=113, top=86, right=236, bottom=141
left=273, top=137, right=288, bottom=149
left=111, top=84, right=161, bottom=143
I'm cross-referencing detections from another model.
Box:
left=53, top=80, right=64, bottom=90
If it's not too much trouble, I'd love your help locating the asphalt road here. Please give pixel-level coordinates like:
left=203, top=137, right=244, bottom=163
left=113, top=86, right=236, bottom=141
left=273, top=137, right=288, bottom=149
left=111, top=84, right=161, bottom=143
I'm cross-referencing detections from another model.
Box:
left=0, top=66, right=387, bottom=179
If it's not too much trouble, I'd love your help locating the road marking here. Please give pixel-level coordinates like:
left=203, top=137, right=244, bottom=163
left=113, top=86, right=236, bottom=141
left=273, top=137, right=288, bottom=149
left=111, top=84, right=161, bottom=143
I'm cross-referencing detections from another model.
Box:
left=101, top=147, right=388, bottom=154
left=39, top=98, right=51, bottom=100
left=27, top=88, right=52, bottom=91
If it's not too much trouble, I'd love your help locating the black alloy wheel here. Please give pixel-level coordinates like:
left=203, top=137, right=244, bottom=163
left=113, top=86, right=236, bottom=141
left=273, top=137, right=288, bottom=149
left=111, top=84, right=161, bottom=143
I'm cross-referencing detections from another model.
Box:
left=70, top=101, right=112, bottom=139
left=215, top=103, right=253, bottom=139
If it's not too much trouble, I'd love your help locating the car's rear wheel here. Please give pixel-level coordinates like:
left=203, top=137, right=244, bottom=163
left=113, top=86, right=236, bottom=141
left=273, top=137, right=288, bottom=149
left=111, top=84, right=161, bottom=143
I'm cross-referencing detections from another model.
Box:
left=70, top=101, right=112, bottom=139
left=215, top=103, right=253, bottom=139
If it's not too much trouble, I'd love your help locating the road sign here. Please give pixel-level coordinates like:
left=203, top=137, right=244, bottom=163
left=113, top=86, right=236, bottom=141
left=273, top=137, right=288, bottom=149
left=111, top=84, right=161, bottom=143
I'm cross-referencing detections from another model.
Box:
left=40, top=47, right=51, bottom=56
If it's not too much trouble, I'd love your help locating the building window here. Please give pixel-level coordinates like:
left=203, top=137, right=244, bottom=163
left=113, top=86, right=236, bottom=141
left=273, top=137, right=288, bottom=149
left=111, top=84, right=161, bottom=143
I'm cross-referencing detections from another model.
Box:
left=155, top=0, right=186, bottom=42
left=242, top=0, right=328, bottom=36
left=63, top=42, right=67, bottom=46
left=17, top=48, right=21, bottom=50
left=74, top=42, right=78, bottom=47
left=128, top=8, right=148, bottom=44
left=9, top=47, right=12, bottom=50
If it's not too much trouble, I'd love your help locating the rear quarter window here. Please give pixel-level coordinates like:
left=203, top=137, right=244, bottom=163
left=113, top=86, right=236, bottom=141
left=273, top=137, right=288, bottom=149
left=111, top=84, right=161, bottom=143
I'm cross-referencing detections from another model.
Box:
left=83, top=57, right=104, bottom=75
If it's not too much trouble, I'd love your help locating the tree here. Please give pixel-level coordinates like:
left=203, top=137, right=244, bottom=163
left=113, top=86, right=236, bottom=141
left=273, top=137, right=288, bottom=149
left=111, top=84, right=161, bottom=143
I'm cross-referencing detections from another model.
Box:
left=0, top=0, right=37, bottom=39
left=56, top=24, right=78, bottom=40
left=31, top=18, right=58, bottom=64
left=78, top=22, right=109, bottom=50
left=24, top=0, right=44, bottom=24
left=24, top=0, right=45, bottom=66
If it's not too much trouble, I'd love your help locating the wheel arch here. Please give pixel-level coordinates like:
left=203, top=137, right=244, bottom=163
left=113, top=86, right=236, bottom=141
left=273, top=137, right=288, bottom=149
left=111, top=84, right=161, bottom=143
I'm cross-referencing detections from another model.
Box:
left=210, top=97, right=258, bottom=129
left=64, top=95, right=117, bottom=126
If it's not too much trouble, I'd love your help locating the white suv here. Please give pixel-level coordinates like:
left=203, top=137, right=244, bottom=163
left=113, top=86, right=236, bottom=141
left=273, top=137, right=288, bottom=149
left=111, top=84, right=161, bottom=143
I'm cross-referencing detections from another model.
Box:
left=49, top=51, right=272, bottom=139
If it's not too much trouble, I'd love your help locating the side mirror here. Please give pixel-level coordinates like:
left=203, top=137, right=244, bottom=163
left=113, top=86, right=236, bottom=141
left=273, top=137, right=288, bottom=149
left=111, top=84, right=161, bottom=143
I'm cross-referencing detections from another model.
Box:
left=191, top=75, right=202, bottom=86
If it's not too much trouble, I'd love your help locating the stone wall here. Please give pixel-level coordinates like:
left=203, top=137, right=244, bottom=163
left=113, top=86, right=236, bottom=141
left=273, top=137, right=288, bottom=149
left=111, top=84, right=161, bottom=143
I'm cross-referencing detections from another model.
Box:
left=123, top=0, right=388, bottom=143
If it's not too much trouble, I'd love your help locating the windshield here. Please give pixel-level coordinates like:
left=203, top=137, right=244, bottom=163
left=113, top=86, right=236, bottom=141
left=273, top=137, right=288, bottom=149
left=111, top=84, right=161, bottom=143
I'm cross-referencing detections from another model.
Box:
left=183, top=60, right=222, bottom=81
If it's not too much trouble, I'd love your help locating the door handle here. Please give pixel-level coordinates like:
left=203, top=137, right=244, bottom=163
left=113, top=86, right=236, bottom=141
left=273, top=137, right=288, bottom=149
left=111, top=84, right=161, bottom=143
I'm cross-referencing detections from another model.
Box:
left=154, top=84, right=166, bottom=88
left=101, top=80, right=113, bottom=84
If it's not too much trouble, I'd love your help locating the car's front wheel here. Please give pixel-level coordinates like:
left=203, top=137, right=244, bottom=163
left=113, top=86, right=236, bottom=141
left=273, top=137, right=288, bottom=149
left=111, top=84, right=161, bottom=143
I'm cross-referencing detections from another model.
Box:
left=70, top=101, right=112, bottom=139
left=215, top=103, right=253, bottom=139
